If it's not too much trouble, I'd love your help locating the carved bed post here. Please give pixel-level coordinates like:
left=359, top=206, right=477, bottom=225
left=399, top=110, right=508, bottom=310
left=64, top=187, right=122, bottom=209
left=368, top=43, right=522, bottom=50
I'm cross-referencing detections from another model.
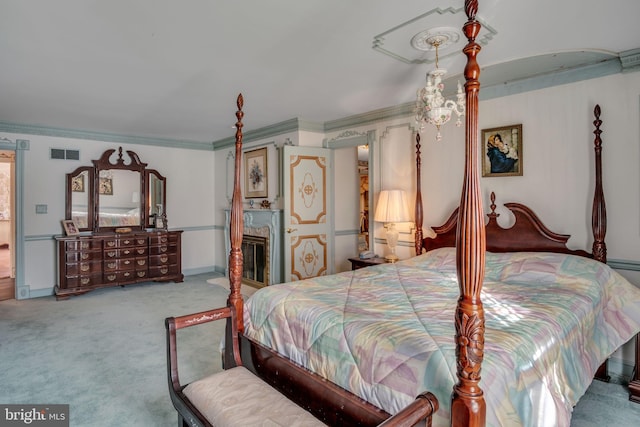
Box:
left=414, top=133, right=424, bottom=255
left=591, top=104, right=607, bottom=263
left=228, top=94, right=245, bottom=333
left=451, top=2, right=486, bottom=426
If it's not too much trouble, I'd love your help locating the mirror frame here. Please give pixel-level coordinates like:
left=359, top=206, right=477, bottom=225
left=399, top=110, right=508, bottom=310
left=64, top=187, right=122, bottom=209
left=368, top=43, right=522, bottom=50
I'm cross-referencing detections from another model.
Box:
left=92, top=147, right=147, bottom=232
left=66, top=147, right=167, bottom=233
left=145, top=169, right=167, bottom=229
left=65, top=166, right=95, bottom=232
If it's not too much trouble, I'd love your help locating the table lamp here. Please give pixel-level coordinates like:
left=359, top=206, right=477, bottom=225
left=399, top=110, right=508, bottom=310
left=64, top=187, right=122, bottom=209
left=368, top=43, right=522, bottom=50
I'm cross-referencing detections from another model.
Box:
left=374, top=190, right=410, bottom=262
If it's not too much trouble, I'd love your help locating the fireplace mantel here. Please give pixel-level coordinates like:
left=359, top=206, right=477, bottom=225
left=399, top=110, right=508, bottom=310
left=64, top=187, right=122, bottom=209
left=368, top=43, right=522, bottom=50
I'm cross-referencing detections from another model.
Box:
left=224, top=209, right=283, bottom=285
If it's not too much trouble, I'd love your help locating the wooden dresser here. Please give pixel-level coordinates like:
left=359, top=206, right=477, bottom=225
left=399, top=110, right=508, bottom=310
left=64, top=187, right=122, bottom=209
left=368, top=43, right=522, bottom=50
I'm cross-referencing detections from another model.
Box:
left=55, top=230, right=183, bottom=300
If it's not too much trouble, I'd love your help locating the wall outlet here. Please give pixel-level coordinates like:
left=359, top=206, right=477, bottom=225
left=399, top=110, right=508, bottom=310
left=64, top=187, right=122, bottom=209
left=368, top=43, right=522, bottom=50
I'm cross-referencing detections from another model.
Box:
left=35, top=204, right=47, bottom=214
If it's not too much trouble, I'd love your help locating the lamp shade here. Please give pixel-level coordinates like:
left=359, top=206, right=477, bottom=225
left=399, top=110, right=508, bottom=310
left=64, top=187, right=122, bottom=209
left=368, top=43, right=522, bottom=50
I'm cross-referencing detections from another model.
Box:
left=374, top=190, right=410, bottom=223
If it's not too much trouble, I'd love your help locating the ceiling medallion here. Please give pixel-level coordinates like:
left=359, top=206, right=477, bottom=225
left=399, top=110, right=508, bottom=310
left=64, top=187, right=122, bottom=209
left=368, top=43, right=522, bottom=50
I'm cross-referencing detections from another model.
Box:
left=410, top=27, right=460, bottom=52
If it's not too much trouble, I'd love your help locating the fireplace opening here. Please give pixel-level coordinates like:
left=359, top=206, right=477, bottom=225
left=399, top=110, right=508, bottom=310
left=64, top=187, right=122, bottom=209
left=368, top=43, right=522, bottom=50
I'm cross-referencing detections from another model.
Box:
left=241, top=234, right=269, bottom=288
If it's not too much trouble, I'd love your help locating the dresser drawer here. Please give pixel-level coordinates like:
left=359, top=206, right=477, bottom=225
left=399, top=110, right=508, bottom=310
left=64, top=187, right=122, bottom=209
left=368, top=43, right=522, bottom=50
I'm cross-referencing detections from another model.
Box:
left=65, top=250, right=102, bottom=263
left=149, top=264, right=179, bottom=277
left=148, top=244, right=175, bottom=256
left=148, top=233, right=176, bottom=245
left=149, top=253, right=177, bottom=266
left=65, top=261, right=102, bottom=275
left=104, top=270, right=138, bottom=283
left=103, top=235, right=148, bottom=249
left=104, top=248, right=139, bottom=259
left=65, top=239, right=101, bottom=252
left=65, top=273, right=102, bottom=288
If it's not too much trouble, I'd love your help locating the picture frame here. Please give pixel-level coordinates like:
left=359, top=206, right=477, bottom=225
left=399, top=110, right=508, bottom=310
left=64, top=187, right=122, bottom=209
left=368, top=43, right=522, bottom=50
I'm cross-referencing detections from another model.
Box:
left=482, top=124, right=523, bottom=177
left=62, top=219, right=79, bottom=236
left=71, top=174, right=84, bottom=192
left=244, top=147, right=268, bottom=198
left=99, top=177, right=113, bottom=195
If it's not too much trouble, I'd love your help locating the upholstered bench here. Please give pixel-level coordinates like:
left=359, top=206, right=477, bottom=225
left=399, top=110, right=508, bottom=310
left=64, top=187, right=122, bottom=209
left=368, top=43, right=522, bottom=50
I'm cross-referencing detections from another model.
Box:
left=183, top=366, right=326, bottom=426
left=166, top=305, right=438, bottom=427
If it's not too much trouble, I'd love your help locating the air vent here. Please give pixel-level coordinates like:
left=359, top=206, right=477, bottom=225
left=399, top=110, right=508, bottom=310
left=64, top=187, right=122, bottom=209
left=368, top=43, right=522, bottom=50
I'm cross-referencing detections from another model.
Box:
left=65, top=149, right=80, bottom=160
left=50, top=148, right=80, bottom=160
left=50, top=148, right=65, bottom=159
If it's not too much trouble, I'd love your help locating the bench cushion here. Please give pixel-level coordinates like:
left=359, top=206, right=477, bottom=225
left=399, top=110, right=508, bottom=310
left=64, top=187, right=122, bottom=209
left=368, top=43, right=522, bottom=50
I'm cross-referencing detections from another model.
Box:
left=183, top=366, right=326, bottom=426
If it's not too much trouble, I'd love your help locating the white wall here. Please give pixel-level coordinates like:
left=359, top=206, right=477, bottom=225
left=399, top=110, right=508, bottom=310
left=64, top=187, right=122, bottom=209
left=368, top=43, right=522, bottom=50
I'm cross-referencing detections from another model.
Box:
left=0, top=132, right=218, bottom=295
left=326, top=72, right=640, bottom=271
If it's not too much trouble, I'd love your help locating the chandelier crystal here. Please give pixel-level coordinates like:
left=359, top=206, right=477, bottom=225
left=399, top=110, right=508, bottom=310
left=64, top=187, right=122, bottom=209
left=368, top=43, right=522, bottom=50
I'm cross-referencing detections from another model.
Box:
left=415, top=37, right=465, bottom=141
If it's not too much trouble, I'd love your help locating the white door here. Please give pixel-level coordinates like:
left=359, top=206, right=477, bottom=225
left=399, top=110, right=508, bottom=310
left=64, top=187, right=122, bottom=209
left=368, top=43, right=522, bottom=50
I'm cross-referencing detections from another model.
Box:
left=283, top=146, right=332, bottom=282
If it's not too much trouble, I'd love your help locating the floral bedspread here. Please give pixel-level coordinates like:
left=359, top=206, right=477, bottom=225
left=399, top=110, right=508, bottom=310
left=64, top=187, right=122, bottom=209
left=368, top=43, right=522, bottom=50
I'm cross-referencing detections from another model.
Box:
left=243, top=248, right=640, bottom=426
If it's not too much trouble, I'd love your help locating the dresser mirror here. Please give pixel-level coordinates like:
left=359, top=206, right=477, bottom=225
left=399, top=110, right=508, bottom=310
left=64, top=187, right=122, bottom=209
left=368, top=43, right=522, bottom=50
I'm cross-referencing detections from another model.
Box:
left=146, top=169, right=166, bottom=228
left=66, top=166, right=95, bottom=231
left=65, top=147, right=166, bottom=232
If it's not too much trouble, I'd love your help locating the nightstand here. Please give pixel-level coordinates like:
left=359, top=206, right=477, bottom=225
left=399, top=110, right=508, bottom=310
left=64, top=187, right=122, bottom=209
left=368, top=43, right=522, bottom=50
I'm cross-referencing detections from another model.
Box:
left=348, top=257, right=388, bottom=270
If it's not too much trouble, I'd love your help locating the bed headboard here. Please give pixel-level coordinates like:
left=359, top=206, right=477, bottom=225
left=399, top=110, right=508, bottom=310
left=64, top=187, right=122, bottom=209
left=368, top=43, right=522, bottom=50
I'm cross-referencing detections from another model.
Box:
left=420, top=192, right=591, bottom=258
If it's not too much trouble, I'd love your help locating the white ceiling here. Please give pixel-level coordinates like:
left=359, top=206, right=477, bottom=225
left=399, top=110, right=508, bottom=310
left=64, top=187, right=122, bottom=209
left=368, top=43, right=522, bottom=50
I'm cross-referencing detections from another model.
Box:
left=1, top=0, right=639, bottom=145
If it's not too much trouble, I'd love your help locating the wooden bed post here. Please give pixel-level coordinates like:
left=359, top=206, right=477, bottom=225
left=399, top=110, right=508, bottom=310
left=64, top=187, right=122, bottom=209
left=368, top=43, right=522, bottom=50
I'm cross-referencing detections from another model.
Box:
left=451, top=1, right=486, bottom=426
left=414, top=133, right=423, bottom=255
left=591, top=104, right=607, bottom=263
left=228, top=94, right=245, bottom=333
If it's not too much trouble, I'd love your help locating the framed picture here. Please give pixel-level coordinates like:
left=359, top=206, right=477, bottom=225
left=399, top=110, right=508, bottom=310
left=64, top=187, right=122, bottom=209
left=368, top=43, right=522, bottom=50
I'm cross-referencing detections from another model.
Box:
left=72, top=174, right=84, bottom=192
left=62, top=220, right=79, bottom=236
left=482, top=124, right=523, bottom=177
left=99, top=177, right=113, bottom=195
left=244, top=147, right=268, bottom=198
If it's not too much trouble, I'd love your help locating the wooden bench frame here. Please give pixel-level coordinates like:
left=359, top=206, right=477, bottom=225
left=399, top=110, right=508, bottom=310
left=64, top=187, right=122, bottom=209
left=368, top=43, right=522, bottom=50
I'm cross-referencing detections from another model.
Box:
left=166, top=305, right=439, bottom=427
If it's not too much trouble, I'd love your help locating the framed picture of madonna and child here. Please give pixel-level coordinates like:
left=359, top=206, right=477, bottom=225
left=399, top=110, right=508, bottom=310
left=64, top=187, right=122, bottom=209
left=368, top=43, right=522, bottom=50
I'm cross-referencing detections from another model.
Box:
left=482, top=124, right=523, bottom=177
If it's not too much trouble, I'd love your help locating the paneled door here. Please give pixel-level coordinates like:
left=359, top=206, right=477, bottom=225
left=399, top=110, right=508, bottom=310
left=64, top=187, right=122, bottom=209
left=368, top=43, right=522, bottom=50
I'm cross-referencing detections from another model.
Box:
left=283, top=146, right=331, bottom=282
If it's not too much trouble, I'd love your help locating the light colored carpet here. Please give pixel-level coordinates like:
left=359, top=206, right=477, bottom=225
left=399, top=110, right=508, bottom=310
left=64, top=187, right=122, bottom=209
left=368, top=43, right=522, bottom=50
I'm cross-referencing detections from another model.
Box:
left=206, top=277, right=259, bottom=297
left=1, top=273, right=639, bottom=426
left=0, top=273, right=229, bottom=427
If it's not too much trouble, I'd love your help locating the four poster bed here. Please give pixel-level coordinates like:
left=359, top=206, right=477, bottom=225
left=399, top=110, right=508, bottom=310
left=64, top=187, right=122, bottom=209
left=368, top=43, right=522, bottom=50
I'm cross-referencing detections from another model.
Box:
left=166, top=1, right=640, bottom=426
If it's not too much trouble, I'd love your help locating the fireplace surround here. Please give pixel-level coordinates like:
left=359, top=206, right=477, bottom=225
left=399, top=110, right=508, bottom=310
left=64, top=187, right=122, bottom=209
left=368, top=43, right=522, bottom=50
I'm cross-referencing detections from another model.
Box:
left=224, top=209, right=283, bottom=286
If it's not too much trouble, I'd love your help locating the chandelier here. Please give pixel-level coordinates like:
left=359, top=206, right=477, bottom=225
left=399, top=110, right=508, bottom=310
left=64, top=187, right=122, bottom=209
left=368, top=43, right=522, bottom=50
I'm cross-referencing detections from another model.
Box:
left=414, top=34, right=465, bottom=141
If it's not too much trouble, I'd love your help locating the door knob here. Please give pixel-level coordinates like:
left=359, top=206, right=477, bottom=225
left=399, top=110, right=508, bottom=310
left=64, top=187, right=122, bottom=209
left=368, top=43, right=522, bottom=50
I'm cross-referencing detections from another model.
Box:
left=286, top=228, right=297, bottom=233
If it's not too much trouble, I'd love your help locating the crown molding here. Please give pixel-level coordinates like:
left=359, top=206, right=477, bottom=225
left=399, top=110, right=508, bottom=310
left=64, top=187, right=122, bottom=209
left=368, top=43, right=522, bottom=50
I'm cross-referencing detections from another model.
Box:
left=212, top=118, right=324, bottom=150
left=621, top=48, right=640, bottom=72
left=0, top=121, right=213, bottom=151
